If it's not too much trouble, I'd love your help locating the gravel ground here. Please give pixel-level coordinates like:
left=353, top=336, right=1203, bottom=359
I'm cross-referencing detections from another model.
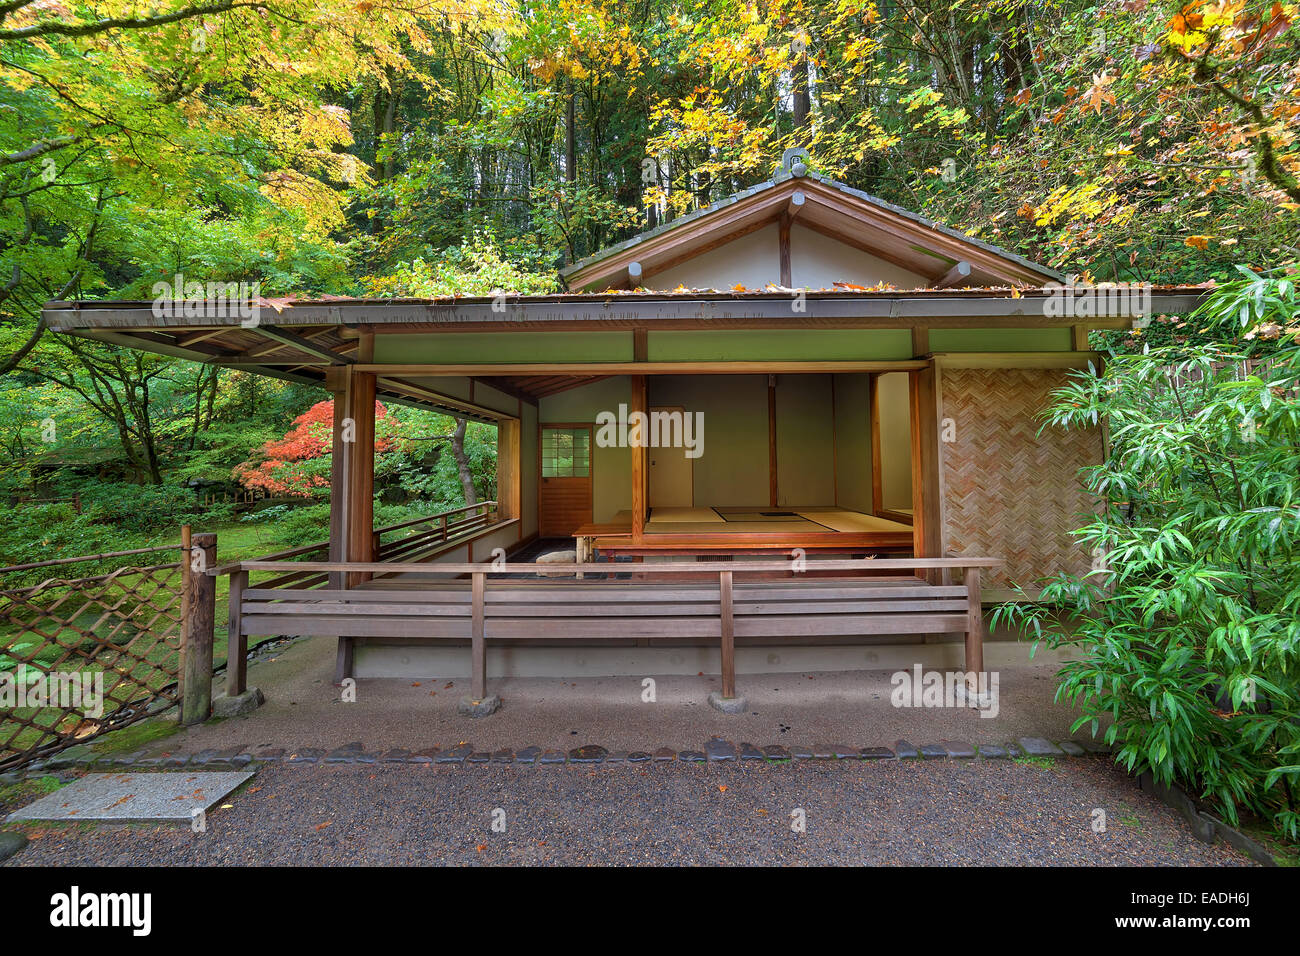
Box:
left=2, top=759, right=1252, bottom=866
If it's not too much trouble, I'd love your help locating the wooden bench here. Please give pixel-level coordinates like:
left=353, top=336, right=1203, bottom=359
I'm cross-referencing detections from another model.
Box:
left=224, top=558, right=1000, bottom=706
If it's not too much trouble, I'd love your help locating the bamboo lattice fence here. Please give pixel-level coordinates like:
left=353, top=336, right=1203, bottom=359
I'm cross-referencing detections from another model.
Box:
left=0, top=544, right=188, bottom=771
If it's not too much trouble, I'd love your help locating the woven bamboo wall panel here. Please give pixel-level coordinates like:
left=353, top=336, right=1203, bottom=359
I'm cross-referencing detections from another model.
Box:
left=940, top=367, right=1101, bottom=589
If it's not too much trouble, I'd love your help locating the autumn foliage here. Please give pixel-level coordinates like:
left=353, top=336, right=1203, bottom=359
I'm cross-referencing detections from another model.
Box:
left=235, top=400, right=395, bottom=497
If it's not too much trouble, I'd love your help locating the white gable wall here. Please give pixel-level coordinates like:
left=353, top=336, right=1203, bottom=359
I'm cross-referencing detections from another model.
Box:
left=644, top=222, right=929, bottom=291
left=790, top=225, right=929, bottom=289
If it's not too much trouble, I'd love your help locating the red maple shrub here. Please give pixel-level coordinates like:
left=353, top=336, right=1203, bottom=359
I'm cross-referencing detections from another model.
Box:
left=235, top=399, right=396, bottom=497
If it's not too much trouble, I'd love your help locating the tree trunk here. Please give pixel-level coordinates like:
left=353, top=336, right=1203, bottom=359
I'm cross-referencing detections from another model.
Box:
left=451, top=417, right=477, bottom=504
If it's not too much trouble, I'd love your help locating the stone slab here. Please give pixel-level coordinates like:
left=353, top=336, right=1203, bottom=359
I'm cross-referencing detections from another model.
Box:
left=7, top=771, right=254, bottom=823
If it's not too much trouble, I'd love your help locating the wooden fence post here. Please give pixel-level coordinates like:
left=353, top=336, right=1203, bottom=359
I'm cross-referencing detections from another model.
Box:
left=964, top=566, right=984, bottom=676
left=719, top=570, right=735, bottom=699
left=181, top=531, right=217, bottom=725
left=226, top=569, right=248, bottom=697
left=470, top=570, right=486, bottom=700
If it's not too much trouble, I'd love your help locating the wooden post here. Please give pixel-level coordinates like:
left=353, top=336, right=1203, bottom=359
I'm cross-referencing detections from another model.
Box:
left=719, top=570, right=735, bottom=700
left=226, top=569, right=248, bottom=697
left=964, top=566, right=984, bottom=675
left=471, top=571, right=486, bottom=700
left=630, top=375, right=647, bottom=540
left=181, top=531, right=217, bottom=726
left=909, top=366, right=943, bottom=581
left=345, top=368, right=377, bottom=586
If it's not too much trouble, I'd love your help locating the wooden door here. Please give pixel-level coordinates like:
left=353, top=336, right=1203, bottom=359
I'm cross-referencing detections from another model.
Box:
left=539, top=425, right=593, bottom=537
left=648, top=406, right=693, bottom=508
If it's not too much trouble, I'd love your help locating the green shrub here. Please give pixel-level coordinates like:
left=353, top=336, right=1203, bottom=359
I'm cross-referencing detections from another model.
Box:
left=993, top=269, right=1300, bottom=839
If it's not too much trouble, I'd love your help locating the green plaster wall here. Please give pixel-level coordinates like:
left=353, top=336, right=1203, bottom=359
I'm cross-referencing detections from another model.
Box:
left=928, top=327, right=1073, bottom=352
left=649, top=375, right=770, bottom=505
left=647, top=329, right=913, bottom=362
left=775, top=375, right=836, bottom=505
left=877, top=372, right=912, bottom=511
left=375, top=332, right=634, bottom=364
left=832, top=373, right=873, bottom=513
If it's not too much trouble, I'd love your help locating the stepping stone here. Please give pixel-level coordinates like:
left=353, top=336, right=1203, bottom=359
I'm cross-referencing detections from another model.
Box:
left=829, top=744, right=859, bottom=759
left=1075, top=737, right=1111, bottom=755
left=978, top=745, right=1009, bottom=758
left=7, top=772, right=254, bottom=823
left=918, top=744, right=948, bottom=758
left=325, top=747, right=360, bottom=763
left=466, top=752, right=491, bottom=764
left=161, top=754, right=191, bottom=768
left=738, top=742, right=766, bottom=761
left=1057, top=741, right=1085, bottom=756
left=810, top=744, right=835, bottom=759
left=381, top=749, right=412, bottom=763
left=678, top=751, right=705, bottom=762
left=491, top=749, right=515, bottom=764
left=539, top=749, right=567, bottom=765
left=940, top=740, right=976, bottom=758
left=859, top=747, right=895, bottom=759
left=652, top=747, right=676, bottom=762
left=410, top=748, right=439, bottom=763
left=627, top=752, right=652, bottom=763
left=436, top=745, right=472, bottom=764
left=605, top=751, right=628, bottom=764
left=569, top=745, right=607, bottom=763
left=894, top=740, right=919, bottom=759
left=287, top=748, right=325, bottom=764
left=1017, top=737, right=1063, bottom=756
left=252, top=748, right=285, bottom=763
left=762, top=745, right=791, bottom=761
left=789, top=745, right=815, bottom=760
left=705, top=739, right=737, bottom=762
left=515, top=746, right=542, bottom=765
left=0, top=831, right=27, bottom=862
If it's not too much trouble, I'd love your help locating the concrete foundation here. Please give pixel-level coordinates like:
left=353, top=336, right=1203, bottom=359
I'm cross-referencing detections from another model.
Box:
left=355, top=635, right=1069, bottom=680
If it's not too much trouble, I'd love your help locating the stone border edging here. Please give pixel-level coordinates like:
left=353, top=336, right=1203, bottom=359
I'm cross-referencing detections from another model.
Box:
left=1135, top=771, right=1278, bottom=867
left=8, top=735, right=1111, bottom=778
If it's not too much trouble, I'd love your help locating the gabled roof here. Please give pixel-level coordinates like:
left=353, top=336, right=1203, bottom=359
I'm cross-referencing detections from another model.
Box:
left=560, top=171, right=1064, bottom=291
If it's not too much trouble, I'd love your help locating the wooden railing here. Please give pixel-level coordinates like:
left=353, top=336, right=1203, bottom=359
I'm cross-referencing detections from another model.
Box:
left=229, top=500, right=500, bottom=592
left=220, top=556, right=1001, bottom=709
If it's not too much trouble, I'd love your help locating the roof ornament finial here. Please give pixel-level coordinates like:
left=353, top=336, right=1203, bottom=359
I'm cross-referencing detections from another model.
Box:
left=780, top=147, right=810, bottom=179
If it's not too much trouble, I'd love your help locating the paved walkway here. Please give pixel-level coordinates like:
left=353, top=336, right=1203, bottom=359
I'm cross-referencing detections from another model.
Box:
left=3, top=760, right=1251, bottom=866
left=158, top=634, right=1083, bottom=755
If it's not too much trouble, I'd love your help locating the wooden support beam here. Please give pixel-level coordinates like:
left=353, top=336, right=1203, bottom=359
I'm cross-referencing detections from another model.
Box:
left=345, top=368, right=377, bottom=588
left=909, top=366, right=943, bottom=575
left=778, top=214, right=792, bottom=287
left=251, top=325, right=354, bottom=364
left=768, top=374, right=779, bottom=507
left=631, top=375, right=647, bottom=540
left=633, top=328, right=648, bottom=362
left=911, top=326, right=929, bottom=358
left=1072, top=325, right=1090, bottom=351
left=719, top=570, right=735, bottom=700
left=496, top=419, right=520, bottom=523
left=935, top=260, right=972, bottom=289
left=788, top=189, right=806, bottom=219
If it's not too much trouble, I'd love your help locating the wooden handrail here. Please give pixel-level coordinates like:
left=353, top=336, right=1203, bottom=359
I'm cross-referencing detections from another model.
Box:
left=219, top=556, right=1001, bottom=575
left=210, top=500, right=500, bottom=575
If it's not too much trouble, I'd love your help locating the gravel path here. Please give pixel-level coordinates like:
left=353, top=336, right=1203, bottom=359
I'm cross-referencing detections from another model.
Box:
left=3, top=759, right=1252, bottom=866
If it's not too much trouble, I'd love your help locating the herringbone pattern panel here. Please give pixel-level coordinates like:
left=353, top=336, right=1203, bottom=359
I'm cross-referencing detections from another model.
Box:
left=940, top=368, right=1101, bottom=589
